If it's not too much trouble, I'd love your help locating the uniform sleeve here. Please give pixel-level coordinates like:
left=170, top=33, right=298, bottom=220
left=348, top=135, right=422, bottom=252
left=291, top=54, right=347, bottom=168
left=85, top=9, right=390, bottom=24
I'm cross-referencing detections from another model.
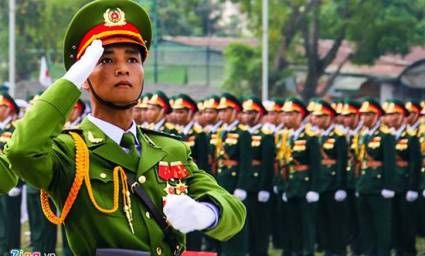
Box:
left=236, top=130, right=252, bottom=189
left=184, top=142, right=246, bottom=241
left=382, top=134, right=396, bottom=191
left=308, top=136, right=321, bottom=192
left=0, top=155, right=18, bottom=193
left=335, top=135, right=348, bottom=190
left=408, top=136, right=421, bottom=191
left=260, top=134, right=275, bottom=191
left=4, top=79, right=81, bottom=190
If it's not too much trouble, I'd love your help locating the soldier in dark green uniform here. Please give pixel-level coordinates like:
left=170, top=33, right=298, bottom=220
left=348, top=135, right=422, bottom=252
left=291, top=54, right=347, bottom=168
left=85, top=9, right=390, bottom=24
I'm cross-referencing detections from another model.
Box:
left=281, top=97, right=321, bottom=256
left=171, top=94, right=210, bottom=251
left=341, top=100, right=362, bottom=255
left=215, top=93, right=250, bottom=255
left=145, top=90, right=174, bottom=133
left=311, top=100, right=348, bottom=256
left=383, top=99, right=421, bottom=256
left=356, top=98, right=395, bottom=256
left=238, top=97, right=275, bottom=256
left=134, top=92, right=152, bottom=127
left=202, top=96, right=222, bottom=177
left=5, top=1, right=246, bottom=255
left=0, top=93, right=21, bottom=255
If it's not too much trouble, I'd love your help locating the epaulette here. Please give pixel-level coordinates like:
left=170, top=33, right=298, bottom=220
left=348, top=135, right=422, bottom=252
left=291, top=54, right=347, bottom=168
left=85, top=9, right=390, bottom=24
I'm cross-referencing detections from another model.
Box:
left=261, top=125, right=274, bottom=135
left=305, top=126, right=319, bottom=137
left=379, top=125, right=390, bottom=134
left=193, top=124, right=203, bottom=133
left=238, top=124, right=249, bottom=131
left=140, top=127, right=182, bottom=141
left=334, top=126, right=346, bottom=137
left=165, top=122, right=174, bottom=130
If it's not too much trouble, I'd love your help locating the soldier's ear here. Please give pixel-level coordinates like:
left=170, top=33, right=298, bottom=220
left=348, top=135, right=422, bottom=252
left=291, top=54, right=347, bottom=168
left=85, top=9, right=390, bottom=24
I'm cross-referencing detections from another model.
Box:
left=82, top=80, right=90, bottom=91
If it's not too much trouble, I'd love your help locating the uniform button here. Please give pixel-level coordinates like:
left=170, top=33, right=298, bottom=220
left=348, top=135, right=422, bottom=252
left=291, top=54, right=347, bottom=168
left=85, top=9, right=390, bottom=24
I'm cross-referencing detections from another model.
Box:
left=156, top=246, right=162, bottom=255
left=253, top=172, right=259, bottom=177
left=100, top=173, right=107, bottom=179
left=289, top=175, right=293, bottom=179
left=146, top=212, right=151, bottom=219
left=231, top=172, right=237, bottom=176
left=218, top=169, right=222, bottom=173
left=138, top=175, right=147, bottom=184
left=361, top=171, right=366, bottom=175
left=422, top=168, right=425, bottom=173
left=377, top=174, right=382, bottom=179
left=304, top=177, right=309, bottom=181
left=331, top=172, right=336, bottom=176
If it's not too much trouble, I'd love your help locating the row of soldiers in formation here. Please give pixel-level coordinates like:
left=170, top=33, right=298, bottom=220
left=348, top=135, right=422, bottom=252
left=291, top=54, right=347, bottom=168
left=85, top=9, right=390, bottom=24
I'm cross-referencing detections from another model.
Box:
left=0, top=90, right=425, bottom=256
left=133, top=91, right=425, bottom=256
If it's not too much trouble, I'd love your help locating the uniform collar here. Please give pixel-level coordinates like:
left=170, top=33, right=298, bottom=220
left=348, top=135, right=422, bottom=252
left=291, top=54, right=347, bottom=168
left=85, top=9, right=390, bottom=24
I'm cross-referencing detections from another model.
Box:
left=248, top=123, right=262, bottom=134
left=225, top=120, right=239, bottom=131
left=407, top=120, right=420, bottom=131
left=292, top=123, right=305, bottom=140
left=153, top=118, right=166, bottom=131
left=182, top=120, right=195, bottom=135
left=394, top=124, right=406, bottom=140
left=322, top=124, right=335, bottom=137
left=364, top=121, right=380, bottom=136
left=211, top=120, right=223, bottom=133
left=87, top=114, right=139, bottom=146
left=0, top=116, right=12, bottom=130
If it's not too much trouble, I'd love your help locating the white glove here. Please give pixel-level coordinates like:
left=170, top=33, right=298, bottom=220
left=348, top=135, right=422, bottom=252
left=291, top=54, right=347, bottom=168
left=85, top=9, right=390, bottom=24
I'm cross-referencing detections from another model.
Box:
left=63, top=39, right=104, bottom=88
left=381, top=189, right=395, bottom=199
left=233, top=188, right=247, bottom=201
left=273, top=186, right=279, bottom=194
left=258, top=191, right=270, bottom=202
left=282, top=192, right=288, bottom=202
left=406, top=191, right=418, bottom=202
left=163, top=194, right=216, bottom=234
left=7, top=187, right=21, bottom=197
left=334, top=190, right=347, bottom=202
left=306, top=191, right=319, bottom=203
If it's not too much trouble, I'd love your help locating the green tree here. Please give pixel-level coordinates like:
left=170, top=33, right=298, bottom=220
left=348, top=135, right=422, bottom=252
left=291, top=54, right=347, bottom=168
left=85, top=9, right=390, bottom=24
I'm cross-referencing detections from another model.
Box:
left=224, top=0, right=425, bottom=100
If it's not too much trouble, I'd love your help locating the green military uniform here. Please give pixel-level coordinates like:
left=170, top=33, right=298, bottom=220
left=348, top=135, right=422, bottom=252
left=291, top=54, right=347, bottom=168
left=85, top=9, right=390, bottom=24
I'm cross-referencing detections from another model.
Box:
left=237, top=97, right=275, bottom=256
left=0, top=94, right=21, bottom=255
left=356, top=98, right=395, bottom=256
left=282, top=98, right=321, bottom=256
left=418, top=113, right=425, bottom=236
left=144, top=90, right=175, bottom=135
left=171, top=94, right=210, bottom=251
left=138, top=93, right=153, bottom=129
left=313, top=100, right=348, bottom=256
left=341, top=100, right=362, bottom=255
left=384, top=100, right=421, bottom=256
left=214, top=93, right=250, bottom=255
left=5, top=1, right=246, bottom=255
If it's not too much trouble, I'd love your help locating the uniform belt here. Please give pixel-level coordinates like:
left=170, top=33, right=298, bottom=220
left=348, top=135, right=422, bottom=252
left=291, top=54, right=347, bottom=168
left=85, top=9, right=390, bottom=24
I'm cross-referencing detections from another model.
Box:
left=222, top=159, right=238, bottom=167
left=290, top=164, right=308, bottom=172
left=396, top=160, right=408, bottom=168
left=364, top=160, right=383, bottom=168
left=321, top=159, right=336, bottom=166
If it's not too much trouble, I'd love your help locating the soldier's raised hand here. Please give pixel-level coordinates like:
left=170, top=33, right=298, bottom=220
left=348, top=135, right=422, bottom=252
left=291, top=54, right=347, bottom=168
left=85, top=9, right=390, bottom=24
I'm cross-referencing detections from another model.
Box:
left=63, top=39, right=104, bottom=88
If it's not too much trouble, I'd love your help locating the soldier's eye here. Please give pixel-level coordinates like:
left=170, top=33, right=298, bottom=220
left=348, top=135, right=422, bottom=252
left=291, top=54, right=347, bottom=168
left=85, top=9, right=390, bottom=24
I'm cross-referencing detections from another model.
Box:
left=99, top=58, right=112, bottom=64
left=128, top=57, right=140, bottom=63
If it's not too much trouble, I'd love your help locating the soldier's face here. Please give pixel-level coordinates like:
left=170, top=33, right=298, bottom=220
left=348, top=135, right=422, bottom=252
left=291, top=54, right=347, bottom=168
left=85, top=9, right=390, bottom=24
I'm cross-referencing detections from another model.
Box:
left=361, top=112, right=378, bottom=128
left=0, top=105, right=11, bottom=122
left=311, top=114, right=331, bottom=129
left=283, top=112, right=302, bottom=129
left=203, top=109, right=218, bottom=124
left=146, top=105, right=164, bottom=123
left=132, top=107, right=144, bottom=125
left=266, top=111, right=279, bottom=125
left=84, top=44, right=144, bottom=106
left=405, top=112, right=418, bottom=125
left=385, top=113, right=403, bottom=128
left=343, top=114, right=359, bottom=129
left=240, top=111, right=259, bottom=126
left=218, top=108, right=235, bottom=123
left=174, top=109, right=191, bottom=125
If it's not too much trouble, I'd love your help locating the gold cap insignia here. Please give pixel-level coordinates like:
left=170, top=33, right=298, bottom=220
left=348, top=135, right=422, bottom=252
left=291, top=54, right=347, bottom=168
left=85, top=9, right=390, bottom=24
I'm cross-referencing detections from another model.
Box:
left=104, top=8, right=127, bottom=27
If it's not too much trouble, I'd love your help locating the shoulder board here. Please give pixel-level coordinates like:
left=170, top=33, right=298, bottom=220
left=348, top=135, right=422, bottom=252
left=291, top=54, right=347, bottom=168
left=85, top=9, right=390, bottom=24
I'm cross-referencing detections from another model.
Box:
left=379, top=125, right=390, bottom=134
left=165, top=122, right=174, bottom=129
left=305, top=127, right=319, bottom=137
left=193, top=124, right=203, bottom=133
left=334, top=126, right=346, bottom=137
left=238, top=124, right=249, bottom=131
left=261, top=126, right=274, bottom=135
left=140, top=128, right=182, bottom=141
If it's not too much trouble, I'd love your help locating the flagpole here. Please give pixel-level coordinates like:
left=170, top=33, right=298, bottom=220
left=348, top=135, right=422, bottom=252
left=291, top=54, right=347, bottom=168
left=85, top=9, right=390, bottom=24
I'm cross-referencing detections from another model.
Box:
left=9, top=0, right=16, bottom=97
left=262, top=0, right=269, bottom=101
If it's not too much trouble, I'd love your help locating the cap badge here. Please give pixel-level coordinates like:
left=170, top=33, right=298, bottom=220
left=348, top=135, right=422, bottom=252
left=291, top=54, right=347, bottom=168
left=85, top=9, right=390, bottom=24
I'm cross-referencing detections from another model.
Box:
left=104, top=8, right=127, bottom=27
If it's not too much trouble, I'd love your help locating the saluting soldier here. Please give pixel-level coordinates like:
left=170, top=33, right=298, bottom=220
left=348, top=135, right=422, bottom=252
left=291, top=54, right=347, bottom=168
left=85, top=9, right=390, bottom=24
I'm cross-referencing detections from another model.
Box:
left=4, top=1, right=246, bottom=255
left=383, top=99, right=421, bottom=256
left=215, top=93, right=250, bottom=255
left=281, top=97, right=321, bottom=256
left=0, top=93, right=21, bottom=255
left=144, top=90, right=174, bottom=133
left=171, top=94, right=210, bottom=251
left=341, top=99, right=362, bottom=255
left=356, top=98, right=395, bottom=256
left=238, top=97, right=275, bottom=256
left=311, top=100, right=348, bottom=256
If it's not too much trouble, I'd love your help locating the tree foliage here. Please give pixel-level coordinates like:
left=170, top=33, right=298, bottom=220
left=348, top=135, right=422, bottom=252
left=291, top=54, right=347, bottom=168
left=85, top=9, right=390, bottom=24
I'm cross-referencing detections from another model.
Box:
left=223, top=0, right=425, bottom=100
